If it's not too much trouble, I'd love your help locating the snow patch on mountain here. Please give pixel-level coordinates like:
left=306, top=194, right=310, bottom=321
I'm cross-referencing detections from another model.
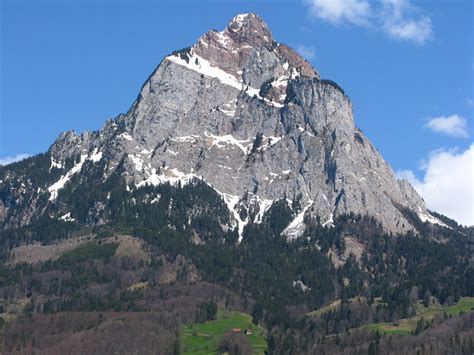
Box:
left=254, top=197, right=274, bottom=223
left=167, top=50, right=285, bottom=108
left=50, top=158, right=63, bottom=171
left=48, top=155, right=88, bottom=201
left=89, top=148, right=103, bottom=163
left=133, top=164, right=275, bottom=240
left=283, top=199, right=314, bottom=239
left=417, top=206, right=449, bottom=228
left=171, top=135, right=200, bottom=143
left=119, top=133, right=133, bottom=141
left=167, top=51, right=243, bottom=91
left=137, top=167, right=202, bottom=188
left=214, top=191, right=248, bottom=241
left=48, top=150, right=103, bottom=201
left=58, top=212, right=75, bottom=222
left=232, top=13, right=251, bottom=27
left=130, top=154, right=144, bottom=171
left=205, top=132, right=253, bottom=154
left=217, top=99, right=237, bottom=117
left=322, top=214, right=334, bottom=228
left=293, top=280, right=311, bottom=292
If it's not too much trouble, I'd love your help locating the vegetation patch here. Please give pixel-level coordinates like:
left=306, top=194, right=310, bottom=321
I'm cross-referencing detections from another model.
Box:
left=58, top=242, right=118, bottom=264
left=307, top=296, right=381, bottom=317
left=307, top=299, right=341, bottom=317
left=0, top=298, right=30, bottom=325
left=365, top=321, right=414, bottom=335
left=446, top=297, right=474, bottom=316
left=364, top=297, right=474, bottom=335
left=181, top=310, right=267, bottom=354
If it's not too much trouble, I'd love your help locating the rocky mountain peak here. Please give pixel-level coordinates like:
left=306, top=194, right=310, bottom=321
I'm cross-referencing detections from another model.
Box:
left=182, top=13, right=318, bottom=97
left=0, top=13, right=449, bottom=240
left=226, top=13, right=273, bottom=48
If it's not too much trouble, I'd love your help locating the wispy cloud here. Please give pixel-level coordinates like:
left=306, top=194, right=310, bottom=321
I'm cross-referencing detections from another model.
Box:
left=0, top=153, right=30, bottom=166
left=296, top=44, right=317, bottom=59
left=397, top=144, right=474, bottom=226
left=304, top=0, right=371, bottom=25
left=304, top=0, right=433, bottom=44
left=381, top=0, right=432, bottom=44
left=425, top=115, right=470, bottom=138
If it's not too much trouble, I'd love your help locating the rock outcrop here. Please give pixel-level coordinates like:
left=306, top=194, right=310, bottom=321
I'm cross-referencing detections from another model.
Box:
left=0, top=13, right=446, bottom=237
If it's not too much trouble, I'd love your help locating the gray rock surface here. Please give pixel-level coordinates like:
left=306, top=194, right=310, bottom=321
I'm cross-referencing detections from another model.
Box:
left=1, top=13, right=446, bottom=237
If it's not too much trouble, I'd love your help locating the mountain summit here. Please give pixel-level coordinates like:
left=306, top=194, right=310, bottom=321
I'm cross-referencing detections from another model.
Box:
left=0, top=13, right=445, bottom=238
left=2, top=13, right=472, bottom=355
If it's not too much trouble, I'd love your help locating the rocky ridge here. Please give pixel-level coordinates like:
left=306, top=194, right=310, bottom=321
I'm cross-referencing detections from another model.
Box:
left=0, top=13, right=447, bottom=238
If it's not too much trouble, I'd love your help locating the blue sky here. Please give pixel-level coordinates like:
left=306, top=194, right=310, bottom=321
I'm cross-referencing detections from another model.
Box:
left=1, top=0, right=473, bottom=224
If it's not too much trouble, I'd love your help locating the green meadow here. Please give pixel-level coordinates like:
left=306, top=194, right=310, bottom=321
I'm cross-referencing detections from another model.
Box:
left=364, top=297, right=474, bottom=335
left=181, top=310, right=267, bottom=355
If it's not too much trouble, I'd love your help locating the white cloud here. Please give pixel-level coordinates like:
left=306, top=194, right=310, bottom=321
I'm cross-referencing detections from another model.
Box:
left=0, top=153, right=30, bottom=166
left=425, top=115, right=470, bottom=138
left=397, top=144, right=474, bottom=226
left=296, top=44, right=316, bottom=59
left=305, top=0, right=371, bottom=25
left=304, top=0, right=433, bottom=44
left=381, top=0, right=432, bottom=44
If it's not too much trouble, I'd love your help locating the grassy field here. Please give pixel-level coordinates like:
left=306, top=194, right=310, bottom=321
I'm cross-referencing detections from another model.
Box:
left=181, top=310, right=267, bottom=354
left=365, top=322, right=412, bottom=335
left=363, top=297, right=474, bottom=335
left=446, top=297, right=474, bottom=316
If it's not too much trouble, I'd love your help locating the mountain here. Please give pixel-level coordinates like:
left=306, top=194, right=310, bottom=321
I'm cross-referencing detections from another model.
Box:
left=0, top=13, right=444, bottom=238
left=0, top=13, right=473, bottom=354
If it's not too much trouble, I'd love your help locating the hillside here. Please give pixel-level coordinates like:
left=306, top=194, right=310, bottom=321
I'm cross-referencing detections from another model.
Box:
left=0, top=13, right=473, bottom=354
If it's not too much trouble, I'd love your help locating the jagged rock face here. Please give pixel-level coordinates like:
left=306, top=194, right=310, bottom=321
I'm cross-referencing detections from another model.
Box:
left=0, top=13, right=443, bottom=237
